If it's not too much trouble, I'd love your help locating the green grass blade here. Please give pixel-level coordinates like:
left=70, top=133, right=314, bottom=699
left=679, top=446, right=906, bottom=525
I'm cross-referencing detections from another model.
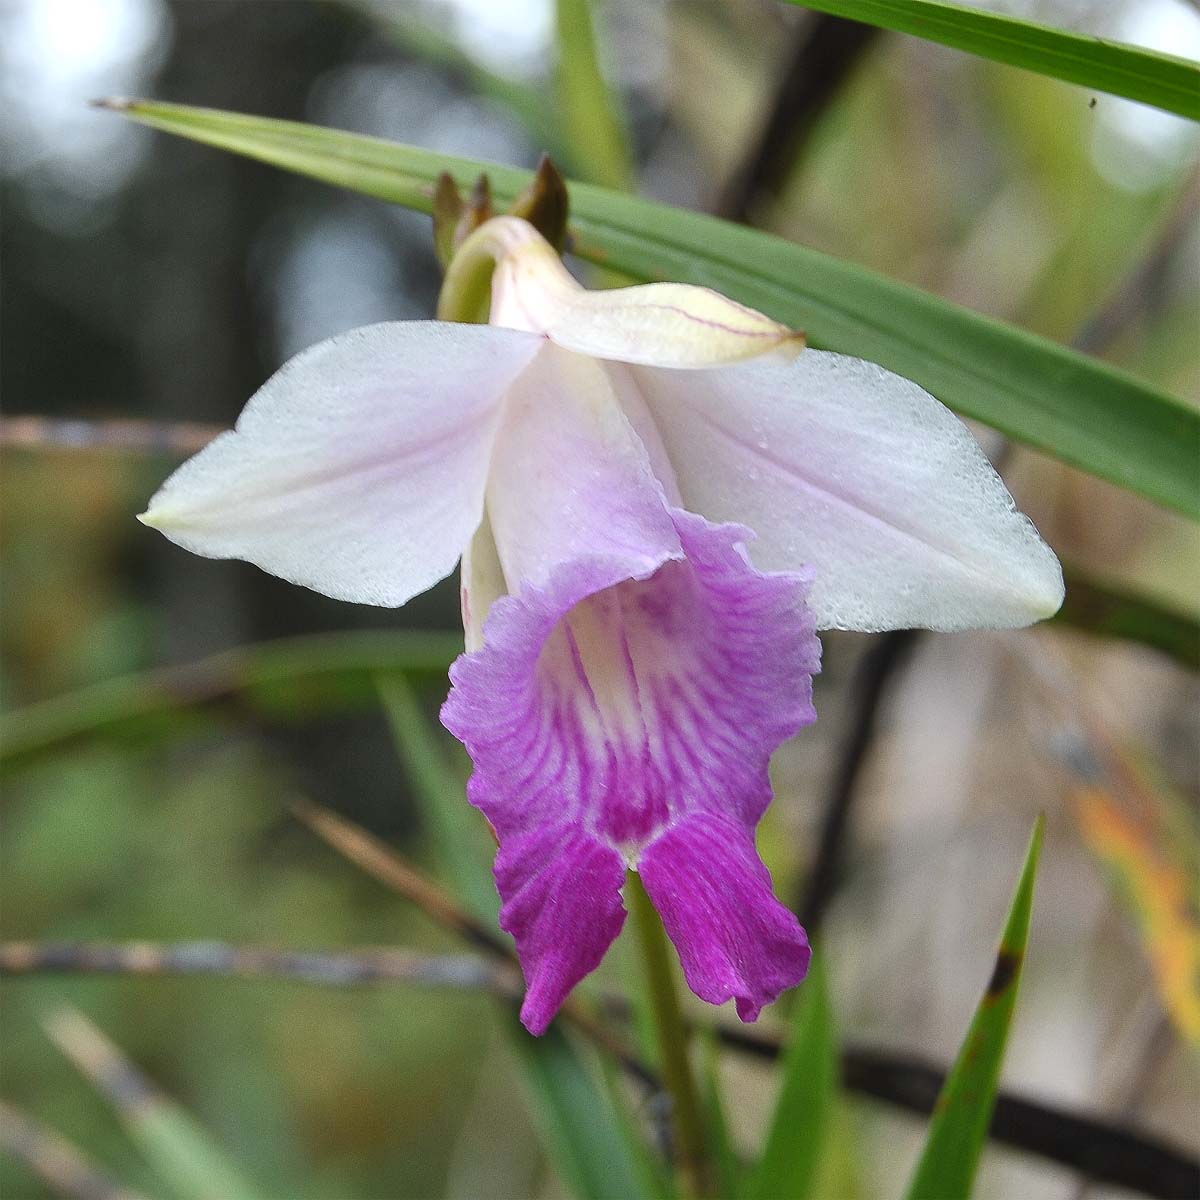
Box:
left=375, top=674, right=497, bottom=922
left=904, top=817, right=1045, bottom=1200
left=0, top=1099, right=151, bottom=1200
left=0, top=630, right=462, bottom=775
left=44, top=1008, right=264, bottom=1200
left=94, top=100, right=1200, bottom=518
left=506, top=1026, right=654, bottom=1200
left=555, top=0, right=634, bottom=190
left=789, top=0, right=1200, bottom=121
left=699, top=1035, right=740, bottom=1200
left=748, top=954, right=838, bottom=1200
left=601, top=1056, right=679, bottom=1200
left=377, top=676, right=652, bottom=1200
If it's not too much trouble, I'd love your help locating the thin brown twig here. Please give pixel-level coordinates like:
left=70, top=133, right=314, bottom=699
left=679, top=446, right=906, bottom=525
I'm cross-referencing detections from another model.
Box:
left=290, top=798, right=512, bottom=960
left=289, top=799, right=659, bottom=1089
left=4, top=941, right=1195, bottom=1197
left=0, top=941, right=516, bottom=993
left=0, top=416, right=223, bottom=456
left=0, top=1099, right=149, bottom=1200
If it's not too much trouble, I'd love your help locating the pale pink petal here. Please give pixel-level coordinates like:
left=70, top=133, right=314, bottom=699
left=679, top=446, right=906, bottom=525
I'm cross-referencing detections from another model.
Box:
left=442, top=508, right=820, bottom=1032
left=634, top=350, right=1064, bottom=632
left=484, top=344, right=682, bottom=592
left=141, top=322, right=543, bottom=607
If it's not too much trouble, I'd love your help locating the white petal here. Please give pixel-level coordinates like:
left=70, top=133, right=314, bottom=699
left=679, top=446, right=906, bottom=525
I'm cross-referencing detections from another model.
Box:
left=486, top=345, right=681, bottom=593
left=539, top=282, right=804, bottom=369
left=485, top=216, right=801, bottom=368
left=634, top=350, right=1064, bottom=631
left=141, top=322, right=543, bottom=607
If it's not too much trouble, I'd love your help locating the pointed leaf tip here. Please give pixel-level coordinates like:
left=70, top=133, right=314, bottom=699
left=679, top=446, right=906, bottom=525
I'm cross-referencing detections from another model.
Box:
left=904, top=815, right=1043, bottom=1200
left=509, top=152, right=569, bottom=252
left=447, top=172, right=494, bottom=257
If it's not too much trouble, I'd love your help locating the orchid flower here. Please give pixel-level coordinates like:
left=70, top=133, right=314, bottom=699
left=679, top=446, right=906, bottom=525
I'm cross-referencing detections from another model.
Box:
left=141, top=215, right=1063, bottom=1034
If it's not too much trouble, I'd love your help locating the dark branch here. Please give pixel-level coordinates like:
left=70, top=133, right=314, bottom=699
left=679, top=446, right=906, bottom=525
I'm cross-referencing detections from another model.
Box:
left=717, top=13, right=879, bottom=222
left=1074, top=175, right=1200, bottom=356
left=720, top=1031, right=1199, bottom=1200
left=842, top=1045, right=1200, bottom=1200
left=5, top=939, right=1197, bottom=1198
left=0, top=941, right=515, bottom=992
left=288, top=802, right=659, bottom=1090
left=797, top=628, right=919, bottom=931
left=795, top=168, right=1200, bottom=932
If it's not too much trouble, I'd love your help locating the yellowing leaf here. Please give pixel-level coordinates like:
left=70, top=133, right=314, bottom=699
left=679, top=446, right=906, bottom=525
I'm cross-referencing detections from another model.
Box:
left=1073, top=787, right=1200, bottom=1046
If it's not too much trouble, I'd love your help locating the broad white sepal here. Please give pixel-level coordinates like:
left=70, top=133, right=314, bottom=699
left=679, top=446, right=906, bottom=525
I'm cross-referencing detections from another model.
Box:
left=635, top=349, right=1065, bottom=632
left=141, top=321, right=542, bottom=607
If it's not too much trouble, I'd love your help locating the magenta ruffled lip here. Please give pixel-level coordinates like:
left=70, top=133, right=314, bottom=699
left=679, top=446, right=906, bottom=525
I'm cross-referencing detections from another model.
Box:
left=442, top=507, right=820, bottom=1034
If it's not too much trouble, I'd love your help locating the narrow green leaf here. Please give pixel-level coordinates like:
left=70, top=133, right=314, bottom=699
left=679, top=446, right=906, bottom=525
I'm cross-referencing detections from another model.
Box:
left=700, top=1034, right=741, bottom=1200
left=375, top=674, right=496, bottom=922
left=45, top=1008, right=264, bottom=1200
left=376, top=676, right=651, bottom=1200
left=94, top=100, right=1200, bottom=518
left=904, top=817, right=1045, bottom=1200
left=601, top=1057, right=679, bottom=1200
left=748, top=954, right=838, bottom=1200
left=555, top=0, right=634, bottom=190
left=0, top=630, right=461, bottom=775
left=507, top=1026, right=652, bottom=1200
left=789, top=0, right=1200, bottom=121
left=1053, top=571, right=1200, bottom=669
left=0, top=1099, right=152, bottom=1200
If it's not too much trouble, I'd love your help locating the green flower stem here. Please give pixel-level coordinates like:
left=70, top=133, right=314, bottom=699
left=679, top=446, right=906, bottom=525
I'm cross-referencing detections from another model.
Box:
left=437, top=212, right=579, bottom=326
left=436, top=213, right=541, bottom=324
left=627, top=872, right=712, bottom=1199
left=435, top=220, right=496, bottom=324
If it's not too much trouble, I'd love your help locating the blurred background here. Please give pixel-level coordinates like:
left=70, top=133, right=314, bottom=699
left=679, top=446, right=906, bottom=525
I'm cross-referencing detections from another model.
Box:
left=1, top=1, right=1197, bottom=1197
